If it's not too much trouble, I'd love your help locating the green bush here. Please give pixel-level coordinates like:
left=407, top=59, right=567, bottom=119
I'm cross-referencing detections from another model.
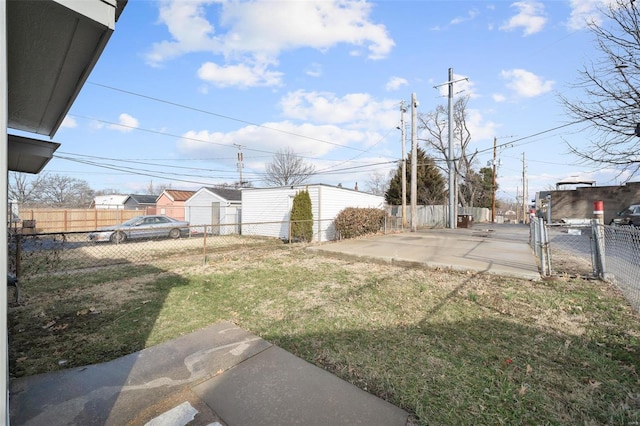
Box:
left=290, top=189, right=313, bottom=242
left=334, top=207, right=386, bottom=239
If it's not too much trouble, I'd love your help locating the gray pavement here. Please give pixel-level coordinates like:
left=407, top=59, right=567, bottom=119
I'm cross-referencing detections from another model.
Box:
left=9, top=321, right=409, bottom=426
left=308, top=223, right=540, bottom=280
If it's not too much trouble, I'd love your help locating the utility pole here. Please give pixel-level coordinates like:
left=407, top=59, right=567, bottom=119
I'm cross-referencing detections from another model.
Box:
left=399, top=101, right=407, bottom=229
left=492, top=137, right=497, bottom=223
left=522, top=152, right=527, bottom=224
left=433, top=69, right=470, bottom=228
left=410, top=93, right=418, bottom=232
left=447, top=68, right=455, bottom=229
left=516, top=186, right=520, bottom=223
left=235, top=144, right=244, bottom=187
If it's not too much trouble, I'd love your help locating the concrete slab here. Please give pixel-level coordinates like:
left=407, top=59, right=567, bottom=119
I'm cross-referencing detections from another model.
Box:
left=308, top=224, right=540, bottom=280
left=194, top=345, right=409, bottom=426
left=9, top=322, right=271, bottom=425
left=10, top=322, right=409, bottom=426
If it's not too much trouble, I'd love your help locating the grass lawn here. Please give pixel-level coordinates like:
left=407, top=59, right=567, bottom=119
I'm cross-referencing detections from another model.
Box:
left=9, top=245, right=640, bottom=425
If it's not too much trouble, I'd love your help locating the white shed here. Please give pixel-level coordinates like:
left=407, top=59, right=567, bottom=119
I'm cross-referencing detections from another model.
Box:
left=241, top=184, right=385, bottom=242
left=92, top=194, right=128, bottom=210
left=185, top=187, right=242, bottom=234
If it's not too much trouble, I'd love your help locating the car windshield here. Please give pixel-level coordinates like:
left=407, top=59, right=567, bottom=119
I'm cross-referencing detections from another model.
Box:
left=119, top=217, right=143, bottom=226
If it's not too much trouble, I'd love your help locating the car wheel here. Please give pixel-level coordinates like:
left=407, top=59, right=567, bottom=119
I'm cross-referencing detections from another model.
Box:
left=110, top=231, right=126, bottom=243
left=169, top=228, right=181, bottom=239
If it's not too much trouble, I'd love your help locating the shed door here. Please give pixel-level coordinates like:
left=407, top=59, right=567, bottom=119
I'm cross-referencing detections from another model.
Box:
left=211, top=202, right=220, bottom=235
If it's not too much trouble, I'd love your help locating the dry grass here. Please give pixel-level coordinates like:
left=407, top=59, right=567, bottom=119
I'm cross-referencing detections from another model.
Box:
left=9, top=244, right=640, bottom=425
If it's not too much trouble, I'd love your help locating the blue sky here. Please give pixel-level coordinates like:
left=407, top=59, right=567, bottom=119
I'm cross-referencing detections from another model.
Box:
left=34, top=0, right=635, bottom=203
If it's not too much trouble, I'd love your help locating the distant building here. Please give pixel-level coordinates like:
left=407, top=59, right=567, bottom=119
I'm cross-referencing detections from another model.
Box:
left=536, top=181, right=640, bottom=223
left=92, top=195, right=128, bottom=210
left=155, top=189, right=196, bottom=220
left=185, top=187, right=242, bottom=234
left=241, top=184, right=384, bottom=242
left=124, top=194, right=157, bottom=211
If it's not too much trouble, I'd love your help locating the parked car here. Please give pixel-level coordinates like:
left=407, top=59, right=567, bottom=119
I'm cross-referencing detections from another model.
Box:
left=88, top=215, right=190, bottom=243
left=610, top=204, right=640, bottom=227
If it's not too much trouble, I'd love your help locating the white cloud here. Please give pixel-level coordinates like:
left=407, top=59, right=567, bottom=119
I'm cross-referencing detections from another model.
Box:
left=176, top=90, right=400, bottom=160
left=305, top=63, right=323, bottom=78
left=218, top=0, right=394, bottom=60
left=466, top=109, right=500, bottom=142
left=566, top=0, right=615, bottom=31
left=500, top=1, right=547, bottom=36
left=279, top=90, right=398, bottom=130
left=450, top=8, right=479, bottom=25
left=385, top=76, right=408, bottom=92
left=145, top=0, right=220, bottom=66
left=492, top=93, right=507, bottom=102
left=197, top=60, right=283, bottom=88
left=500, top=69, right=554, bottom=97
left=145, top=0, right=395, bottom=87
left=60, top=116, right=77, bottom=129
left=108, top=113, right=139, bottom=133
left=176, top=122, right=364, bottom=158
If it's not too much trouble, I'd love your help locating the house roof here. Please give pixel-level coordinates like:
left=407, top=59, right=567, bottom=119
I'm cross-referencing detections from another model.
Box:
left=242, top=183, right=378, bottom=195
left=8, top=0, right=127, bottom=137
left=205, top=187, right=242, bottom=202
left=126, top=194, right=157, bottom=205
left=160, top=190, right=196, bottom=202
left=556, top=176, right=596, bottom=189
left=7, top=0, right=126, bottom=174
left=94, top=195, right=128, bottom=205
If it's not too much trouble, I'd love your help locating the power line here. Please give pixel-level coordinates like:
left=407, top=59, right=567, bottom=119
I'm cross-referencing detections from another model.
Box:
left=56, top=151, right=243, bottom=173
left=86, top=81, right=395, bottom=156
left=68, top=114, right=277, bottom=155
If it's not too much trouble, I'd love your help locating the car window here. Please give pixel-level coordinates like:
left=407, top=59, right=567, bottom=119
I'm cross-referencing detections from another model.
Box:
left=156, top=217, right=170, bottom=224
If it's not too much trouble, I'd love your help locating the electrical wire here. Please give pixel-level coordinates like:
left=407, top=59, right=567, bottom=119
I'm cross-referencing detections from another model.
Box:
left=86, top=81, right=398, bottom=157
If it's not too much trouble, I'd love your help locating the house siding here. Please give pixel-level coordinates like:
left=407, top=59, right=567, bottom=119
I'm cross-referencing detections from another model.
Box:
left=241, top=185, right=384, bottom=242
left=93, top=195, right=128, bottom=210
left=185, top=188, right=241, bottom=234
left=156, top=193, right=186, bottom=220
left=155, top=190, right=196, bottom=221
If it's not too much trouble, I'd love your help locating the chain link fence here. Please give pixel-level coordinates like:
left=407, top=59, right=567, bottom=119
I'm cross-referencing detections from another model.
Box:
left=530, top=217, right=640, bottom=311
left=8, top=217, right=401, bottom=281
left=8, top=223, right=280, bottom=280
left=602, top=225, right=640, bottom=309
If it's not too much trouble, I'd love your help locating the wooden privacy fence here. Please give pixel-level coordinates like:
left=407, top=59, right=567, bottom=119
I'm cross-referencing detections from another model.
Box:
left=14, top=208, right=152, bottom=233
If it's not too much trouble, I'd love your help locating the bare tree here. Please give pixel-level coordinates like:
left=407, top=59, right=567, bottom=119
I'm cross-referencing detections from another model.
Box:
left=264, top=147, right=316, bottom=186
left=8, top=172, right=46, bottom=205
left=418, top=95, right=480, bottom=207
left=365, top=170, right=391, bottom=196
left=144, top=180, right=171, bottom=195
left=39, top=174, right=94, bottom=207
left=560, top=0, right=640, bottom=178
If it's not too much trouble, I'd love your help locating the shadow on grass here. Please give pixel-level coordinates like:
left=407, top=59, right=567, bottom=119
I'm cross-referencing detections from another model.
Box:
left=266, top=317, right=640, bottom=425
left=8, top=257, right=191, bottom=425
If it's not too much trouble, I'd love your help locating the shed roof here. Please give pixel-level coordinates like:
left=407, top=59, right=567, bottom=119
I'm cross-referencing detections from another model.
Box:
left=205, top=187, right=242, bottom=202
left=160, top=190, right=196, bottom=202
left=94, top=195, right=128, bottom=205
left=126, top=194, right=158, bottom=205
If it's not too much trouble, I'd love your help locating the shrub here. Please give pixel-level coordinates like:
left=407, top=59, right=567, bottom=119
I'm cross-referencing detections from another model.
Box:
left=290, top=189, right=313, bottom=242
left=334, top=207, right=386, bottom=239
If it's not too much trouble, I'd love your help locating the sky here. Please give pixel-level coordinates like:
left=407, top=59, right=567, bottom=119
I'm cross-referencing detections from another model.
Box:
left=21, top=0, right=639, bottom=204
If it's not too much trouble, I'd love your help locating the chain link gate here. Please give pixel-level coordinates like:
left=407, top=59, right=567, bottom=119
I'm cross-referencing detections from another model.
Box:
left=530, top=216, right=640, bottom=311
